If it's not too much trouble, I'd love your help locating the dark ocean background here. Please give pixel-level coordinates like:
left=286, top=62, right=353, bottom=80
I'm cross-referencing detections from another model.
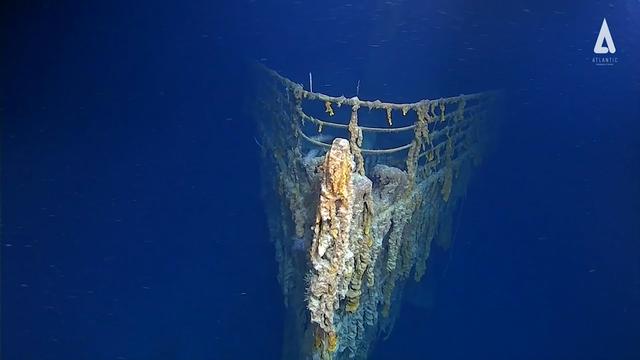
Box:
left=2, top=0, right=639, bottom=359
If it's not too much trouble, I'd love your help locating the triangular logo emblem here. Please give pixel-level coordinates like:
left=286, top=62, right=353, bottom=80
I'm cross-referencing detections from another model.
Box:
left=594, top=18, right=616, bottom=54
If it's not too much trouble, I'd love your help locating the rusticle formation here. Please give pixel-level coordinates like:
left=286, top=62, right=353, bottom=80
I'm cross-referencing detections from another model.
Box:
left=254, top=64, right=498, bottom=359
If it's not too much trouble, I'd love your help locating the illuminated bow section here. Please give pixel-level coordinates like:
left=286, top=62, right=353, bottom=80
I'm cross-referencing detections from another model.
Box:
left=253, top=65, right=499, bottom=360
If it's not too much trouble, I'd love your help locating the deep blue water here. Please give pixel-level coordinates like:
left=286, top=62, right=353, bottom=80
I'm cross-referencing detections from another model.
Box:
left=2, top=1, right=639, bottom=359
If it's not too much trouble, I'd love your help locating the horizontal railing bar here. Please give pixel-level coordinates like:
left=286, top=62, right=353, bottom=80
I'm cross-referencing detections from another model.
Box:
left=299, top=121, right=474, bottom=156
left=298, top=130, right=414, bottom=154
left=297, top=105, right=484, bottom=133
left=262, top=65, right=494, bottom=110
